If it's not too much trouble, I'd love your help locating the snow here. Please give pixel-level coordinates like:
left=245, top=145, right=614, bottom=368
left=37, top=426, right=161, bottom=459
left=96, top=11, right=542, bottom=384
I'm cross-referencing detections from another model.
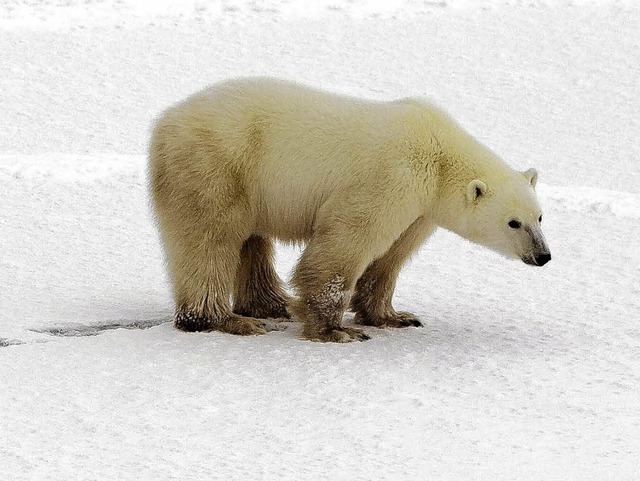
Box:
left=1, top=1, right=639, bottom=479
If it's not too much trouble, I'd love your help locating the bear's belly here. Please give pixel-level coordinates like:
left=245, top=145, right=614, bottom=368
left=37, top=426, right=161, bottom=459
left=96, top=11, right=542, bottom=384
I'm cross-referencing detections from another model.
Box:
left=252, top=182, right=331, bottom=243
left=249, top=162, right=347, bottom=242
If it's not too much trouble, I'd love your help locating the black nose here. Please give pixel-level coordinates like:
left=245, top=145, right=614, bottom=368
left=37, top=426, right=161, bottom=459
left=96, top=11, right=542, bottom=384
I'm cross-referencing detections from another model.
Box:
left=534, top=253, right=551, bottom=266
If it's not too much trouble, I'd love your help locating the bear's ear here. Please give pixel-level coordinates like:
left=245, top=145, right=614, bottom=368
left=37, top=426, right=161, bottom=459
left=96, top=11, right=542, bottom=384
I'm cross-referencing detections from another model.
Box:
left=466, top=179, right=487, bottom=204
left=523, top=168, right=538, bottom=188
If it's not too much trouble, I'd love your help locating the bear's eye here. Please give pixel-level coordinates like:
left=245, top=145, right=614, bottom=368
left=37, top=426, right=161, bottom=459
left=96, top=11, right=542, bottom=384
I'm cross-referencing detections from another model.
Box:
left=508, top=220, right=521, bottom=229
left=538, top=215, right=542, bottom=223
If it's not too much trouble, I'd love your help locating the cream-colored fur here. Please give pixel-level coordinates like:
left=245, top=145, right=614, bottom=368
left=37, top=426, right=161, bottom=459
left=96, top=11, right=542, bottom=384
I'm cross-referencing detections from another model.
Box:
left=149, top=77, right=550, bottom=342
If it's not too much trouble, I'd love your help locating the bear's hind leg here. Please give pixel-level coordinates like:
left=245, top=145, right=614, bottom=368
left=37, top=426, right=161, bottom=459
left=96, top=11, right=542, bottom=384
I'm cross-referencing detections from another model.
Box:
left=156, top=201, right=266, bottom=336
left=233, top=236, right=291, bottom=319
left=351, top=216, right=435, bottom=328
left=172, top=238, right=267, bottom=336
left=149, top=121, right=266, bottom=336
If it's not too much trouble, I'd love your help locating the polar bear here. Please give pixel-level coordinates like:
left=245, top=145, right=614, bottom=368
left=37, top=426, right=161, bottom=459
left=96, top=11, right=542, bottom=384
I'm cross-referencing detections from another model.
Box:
left=149, top=77, right=550, bottom=343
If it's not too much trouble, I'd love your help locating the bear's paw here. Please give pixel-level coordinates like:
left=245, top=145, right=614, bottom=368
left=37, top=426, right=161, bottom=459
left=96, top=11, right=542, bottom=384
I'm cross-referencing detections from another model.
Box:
left=303, top=326, right=371, bottom=343
left=354, top=311, right=423, bottom=329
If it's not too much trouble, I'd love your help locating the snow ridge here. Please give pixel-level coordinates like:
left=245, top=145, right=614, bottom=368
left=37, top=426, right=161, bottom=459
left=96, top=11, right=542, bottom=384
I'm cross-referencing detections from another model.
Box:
left=1, top=0, right=636, bottom=30
left=539, top=184, right=640, bottom=220
left=2, top=154, right=638, bottom=219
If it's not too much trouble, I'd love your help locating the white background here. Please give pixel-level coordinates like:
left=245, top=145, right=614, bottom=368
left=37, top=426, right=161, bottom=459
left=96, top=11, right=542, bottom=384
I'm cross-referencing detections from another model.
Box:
left=1, top=1, right=639, bottom=479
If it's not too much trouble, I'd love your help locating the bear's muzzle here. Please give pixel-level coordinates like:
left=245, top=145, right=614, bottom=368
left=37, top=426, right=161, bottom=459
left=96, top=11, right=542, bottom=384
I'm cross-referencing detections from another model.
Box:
left=522, top=252, right=551, bottom=266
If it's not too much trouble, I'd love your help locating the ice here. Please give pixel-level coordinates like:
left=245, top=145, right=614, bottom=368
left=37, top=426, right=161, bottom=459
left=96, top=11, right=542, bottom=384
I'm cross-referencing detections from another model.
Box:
left=1, top=1, right=639, bottom=479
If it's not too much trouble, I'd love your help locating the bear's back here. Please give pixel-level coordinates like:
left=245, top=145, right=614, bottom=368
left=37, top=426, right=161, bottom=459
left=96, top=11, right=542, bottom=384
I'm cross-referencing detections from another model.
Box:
left=151, top=78, right=444, bottom=242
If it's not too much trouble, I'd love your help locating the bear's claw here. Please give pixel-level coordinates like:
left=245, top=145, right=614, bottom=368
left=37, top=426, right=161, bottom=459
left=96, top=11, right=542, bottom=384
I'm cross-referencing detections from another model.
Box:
left=216, top=316, right=268, bottom=336
left=354, top=311, right=423, bottom=329
left=304, top=326, right=371, bottom=343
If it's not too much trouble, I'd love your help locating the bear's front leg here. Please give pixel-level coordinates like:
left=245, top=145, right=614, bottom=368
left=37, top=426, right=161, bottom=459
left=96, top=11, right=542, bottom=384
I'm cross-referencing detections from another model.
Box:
left=351, top=269, right=424, bottom=329
left=292, top=202, right=420, bottom=342
left=291, top=224, right=376, bottom=342
left=351, top=216, right=435, bottom=329
left=295, top=272, right=370, bottom=343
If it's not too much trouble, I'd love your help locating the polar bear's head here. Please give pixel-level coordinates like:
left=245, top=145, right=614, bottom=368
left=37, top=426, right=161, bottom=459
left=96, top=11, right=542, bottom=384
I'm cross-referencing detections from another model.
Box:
left=437, top=167, right=551, bottom=266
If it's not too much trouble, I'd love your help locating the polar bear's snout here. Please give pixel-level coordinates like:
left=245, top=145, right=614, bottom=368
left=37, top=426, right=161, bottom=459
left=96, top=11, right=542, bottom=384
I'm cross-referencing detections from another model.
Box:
left=522, top=251, right=551, bottom=266
left=533, top=252, right=551, bottom=266
left=521, top=224, right=551, bottom=266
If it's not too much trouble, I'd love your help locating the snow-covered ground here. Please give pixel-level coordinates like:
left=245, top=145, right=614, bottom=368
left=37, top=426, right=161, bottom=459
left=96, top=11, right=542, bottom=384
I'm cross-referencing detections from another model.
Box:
left=1, top=1, right=639, bottom=479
